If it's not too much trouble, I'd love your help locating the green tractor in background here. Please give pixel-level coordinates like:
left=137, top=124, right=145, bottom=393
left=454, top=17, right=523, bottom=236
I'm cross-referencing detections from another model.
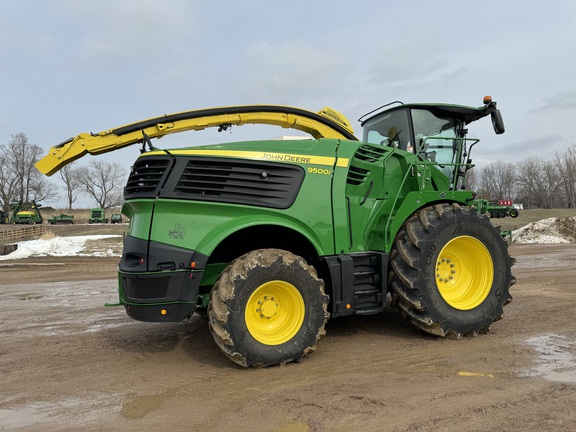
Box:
left=10, top=201, right=43, bottom=224
left=47, top=213, right=75, bottom=225
left=36, top=97, right=514, bottom=367
left=88, top=208, right=108, bottom=224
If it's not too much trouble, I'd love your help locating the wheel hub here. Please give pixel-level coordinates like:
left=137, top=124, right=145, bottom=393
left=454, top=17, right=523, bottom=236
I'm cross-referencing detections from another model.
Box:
left=257, top=296, right=279, bottom=319
left=436, top=258, right=457, bottom=285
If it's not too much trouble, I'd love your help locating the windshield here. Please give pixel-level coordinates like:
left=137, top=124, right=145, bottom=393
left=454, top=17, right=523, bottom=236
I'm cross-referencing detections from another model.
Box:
left=412, top=109, right=460, bottom=170
left=362, top=108, right=412, bottom=150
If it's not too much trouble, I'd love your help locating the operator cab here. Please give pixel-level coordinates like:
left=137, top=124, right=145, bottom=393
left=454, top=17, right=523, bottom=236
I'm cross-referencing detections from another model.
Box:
left=361, top=104, right=464, bottom=164
left=358, top=97, right=505, bottom=188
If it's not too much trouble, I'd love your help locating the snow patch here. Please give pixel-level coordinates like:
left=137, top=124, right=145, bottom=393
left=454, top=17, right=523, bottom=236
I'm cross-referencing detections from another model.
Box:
left=0, top=235, right=121, bottom=260
left=512, top=217, right=576, bottom=244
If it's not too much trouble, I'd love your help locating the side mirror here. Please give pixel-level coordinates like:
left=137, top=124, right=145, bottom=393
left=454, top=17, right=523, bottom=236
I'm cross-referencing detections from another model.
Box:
left=491, top=109, right=505, bottom=134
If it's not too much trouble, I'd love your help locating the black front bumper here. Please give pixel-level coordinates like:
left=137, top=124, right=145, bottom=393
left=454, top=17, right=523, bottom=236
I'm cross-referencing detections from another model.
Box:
left=118, top=236, right=208, bottom=322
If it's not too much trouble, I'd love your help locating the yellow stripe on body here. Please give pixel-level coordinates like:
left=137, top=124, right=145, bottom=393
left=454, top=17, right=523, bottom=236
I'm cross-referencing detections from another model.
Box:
left=143, top=149, right=350, bottom=168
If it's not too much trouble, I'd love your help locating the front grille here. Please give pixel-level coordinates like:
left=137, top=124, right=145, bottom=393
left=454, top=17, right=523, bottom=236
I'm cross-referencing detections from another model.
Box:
left=173, top=159, right=304, bottom=209
left=124, top=158, right=171, bottom=199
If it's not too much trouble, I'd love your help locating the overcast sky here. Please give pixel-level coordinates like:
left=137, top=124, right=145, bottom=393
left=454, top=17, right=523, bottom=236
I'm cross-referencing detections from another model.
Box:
left=1, top=1, right=575, bottom=206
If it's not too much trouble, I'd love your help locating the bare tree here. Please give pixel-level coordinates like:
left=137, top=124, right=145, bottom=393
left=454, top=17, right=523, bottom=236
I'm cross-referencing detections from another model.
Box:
left=555, top=144, right=576, bottom=208
left=77, top=160, right=126, bottom=208
left=478, top=160, right=516, bottom=200
left=515, top=157, right=562, bottom=208
left=59, top=164, right=83, bottom=210
left=6, top=133, right=41, bottom=201
left=0, top=152, right=18, bottom=213
left=542, top=160, right=563, bottom=208
left=0, top=133, right=57, bottom=209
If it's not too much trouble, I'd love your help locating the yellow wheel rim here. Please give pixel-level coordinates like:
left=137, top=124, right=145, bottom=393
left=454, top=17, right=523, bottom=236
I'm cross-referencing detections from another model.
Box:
left=245, top=280, right=305, bottom=345
left=436, top=236, right=494, bottom=310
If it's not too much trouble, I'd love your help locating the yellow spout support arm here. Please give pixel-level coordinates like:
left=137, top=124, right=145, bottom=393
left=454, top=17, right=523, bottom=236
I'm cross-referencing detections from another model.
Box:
left=36, top=104, right=357, bottom=176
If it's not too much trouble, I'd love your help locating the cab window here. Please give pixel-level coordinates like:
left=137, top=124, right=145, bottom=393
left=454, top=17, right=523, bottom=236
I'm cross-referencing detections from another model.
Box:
left=411, top=109, right=459, bottom=168
left=362, top=108, right=412, bottom=151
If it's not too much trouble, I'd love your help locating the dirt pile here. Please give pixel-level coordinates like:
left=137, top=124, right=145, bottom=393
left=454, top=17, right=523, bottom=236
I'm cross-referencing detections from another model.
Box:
left=512, top=216, right=576, bottom=244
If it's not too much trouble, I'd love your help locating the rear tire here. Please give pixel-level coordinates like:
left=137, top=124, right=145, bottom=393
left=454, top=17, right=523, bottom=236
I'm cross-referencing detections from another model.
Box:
left=208, top=249, right=329, bottom=367
left=389, top=203, right=515, bottom=338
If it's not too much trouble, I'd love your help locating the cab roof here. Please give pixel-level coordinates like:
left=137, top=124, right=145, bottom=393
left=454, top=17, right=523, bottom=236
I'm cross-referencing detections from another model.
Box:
left=360, top=103, right=493, bottom=126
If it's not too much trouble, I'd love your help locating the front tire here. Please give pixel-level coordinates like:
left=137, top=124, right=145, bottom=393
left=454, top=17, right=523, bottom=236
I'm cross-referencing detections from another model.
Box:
left=208, top=249, right=329, bottom=367
left=389, top=203, right=515, bottom=338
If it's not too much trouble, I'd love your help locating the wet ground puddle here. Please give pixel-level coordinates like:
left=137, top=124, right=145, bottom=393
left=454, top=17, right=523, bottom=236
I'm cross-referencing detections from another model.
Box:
left=522, top=334, right=576, bottom=383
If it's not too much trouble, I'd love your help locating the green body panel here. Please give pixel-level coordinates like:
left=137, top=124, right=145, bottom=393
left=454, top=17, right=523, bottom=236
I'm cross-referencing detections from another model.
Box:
left=122, top=200, right=154, bottom=238
left=124, top=138, right=343, bottom=255
left=147, top=199, right=332, bottom=256
left=123, top=137, right=472, bottom=263
left=330, top=142, right=472, bottom=253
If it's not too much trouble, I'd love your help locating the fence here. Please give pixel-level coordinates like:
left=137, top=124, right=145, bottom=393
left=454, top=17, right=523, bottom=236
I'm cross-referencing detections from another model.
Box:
left=0, top=225, right=46, bottom=245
